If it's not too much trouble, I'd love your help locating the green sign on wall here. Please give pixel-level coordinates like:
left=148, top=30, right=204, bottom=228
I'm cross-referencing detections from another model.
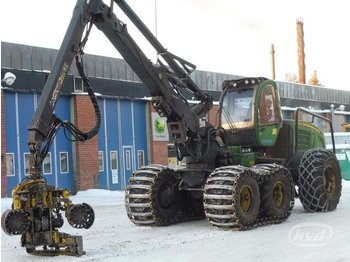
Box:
left=152, top=112, right=169, bottom=141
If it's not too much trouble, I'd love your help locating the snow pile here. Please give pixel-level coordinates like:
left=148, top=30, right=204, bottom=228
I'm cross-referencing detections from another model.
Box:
left=1, top=181, right=350, bottom=262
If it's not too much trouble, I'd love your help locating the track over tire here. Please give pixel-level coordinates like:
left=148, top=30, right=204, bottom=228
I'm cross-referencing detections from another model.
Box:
left=204, top=166, right=260, bottom=230
left=125, top=165, right=182, bottom=226
left=260, top=167, right=294, bottom=217
left=150, top=170, right=182, bottom=226
left=126, top=165, right=204, bottom=226
left=298, top=148, right=342, bottom=212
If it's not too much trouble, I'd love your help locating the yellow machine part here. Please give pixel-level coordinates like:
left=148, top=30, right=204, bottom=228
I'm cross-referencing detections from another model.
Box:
left=342, top=123, right=350, bottom=132
left=12, top=179, right=46, bottom=210
left=21, top=230, right=85, bottom=256
left=11, top=179, right=70, bottom=210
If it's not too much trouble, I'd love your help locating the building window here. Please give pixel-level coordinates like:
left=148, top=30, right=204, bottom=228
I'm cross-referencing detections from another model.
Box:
left=43, top=153, right=52, bottom=175
left=60, top=152, right=69, bottom=174
left=137, top=150, right=144, bottom=169
left=6, top=153, right=15, bottom=177
left=74, top=77, right=84, bottom=92
left=125, top=150, right=131, bottom=170
left=110, top=151, right=118, bottom=171
left=98, top=151, right=104, bottom=172
left=110, top=151, right=118, bottom=184
left=24, top=153, right=31, bottom=176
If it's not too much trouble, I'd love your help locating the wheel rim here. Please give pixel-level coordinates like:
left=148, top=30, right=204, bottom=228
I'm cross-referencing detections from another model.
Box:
left=240, top=185, right=253, bottom=213
left=324, top=165, right=336, bottom=196
left=272, top=181, right=285, bottom=208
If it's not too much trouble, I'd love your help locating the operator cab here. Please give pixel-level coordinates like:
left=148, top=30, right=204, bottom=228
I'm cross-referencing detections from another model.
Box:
left=219, top=77, right=283, bottom=147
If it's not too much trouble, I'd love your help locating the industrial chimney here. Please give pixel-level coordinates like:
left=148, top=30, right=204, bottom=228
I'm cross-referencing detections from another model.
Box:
left=296, top=19, right=306, bottom=84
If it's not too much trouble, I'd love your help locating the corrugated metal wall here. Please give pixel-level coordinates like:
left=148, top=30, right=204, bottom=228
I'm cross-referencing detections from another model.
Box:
left=2, top=41, right=350, bottom=104
left=277, top=81, right=350, bottom=104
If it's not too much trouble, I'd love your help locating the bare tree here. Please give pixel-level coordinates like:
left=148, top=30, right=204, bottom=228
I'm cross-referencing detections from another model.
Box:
left=284, top=72, right=298, bottom=83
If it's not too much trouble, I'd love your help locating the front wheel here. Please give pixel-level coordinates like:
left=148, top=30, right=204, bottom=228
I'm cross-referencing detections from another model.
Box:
left=298, top=148, right=342, bottom=212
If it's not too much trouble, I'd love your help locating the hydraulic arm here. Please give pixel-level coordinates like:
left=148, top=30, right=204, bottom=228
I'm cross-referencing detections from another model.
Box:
left=28, top=0, right=214, bottom=177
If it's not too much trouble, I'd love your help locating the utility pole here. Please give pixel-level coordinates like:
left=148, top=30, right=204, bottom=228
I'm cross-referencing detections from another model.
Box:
left=270, top=44, right=276, bottom=80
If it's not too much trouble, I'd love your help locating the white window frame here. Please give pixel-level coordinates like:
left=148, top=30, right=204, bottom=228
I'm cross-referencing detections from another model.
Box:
left=6, top=153, right=15, bottom=177
left=98, top=151, right=104, bottom=172
left=73, top=76, right=84, bottom=92
left=125, top=149, right=131, bottom=171
left=24, top=153, right=31, bottom=176
left=110, top=151, right=119, bottom=184
left=59, top=152, right=69, bottom=174
left=137, top=150, right=145, bottom=169
left=42, top=152, right=52, bottom=175
left=110, top=151, right=118, bottom=171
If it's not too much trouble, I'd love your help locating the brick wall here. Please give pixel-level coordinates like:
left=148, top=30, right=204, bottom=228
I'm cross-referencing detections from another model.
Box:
left=73, top=95, right=99, bottom=191
left=1, top=90, right=7, bottom=197
left=151, top=141, right=168, bottom=165
left=148, top=104, right=168, bottom=165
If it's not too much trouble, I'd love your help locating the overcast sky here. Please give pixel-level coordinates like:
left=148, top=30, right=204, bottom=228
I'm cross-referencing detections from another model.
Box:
left=1, top=0, right=349, bottom=91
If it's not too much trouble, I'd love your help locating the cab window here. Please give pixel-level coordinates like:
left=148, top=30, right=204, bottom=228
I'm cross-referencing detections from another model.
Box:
left=259, top=85, right=280, bottom=125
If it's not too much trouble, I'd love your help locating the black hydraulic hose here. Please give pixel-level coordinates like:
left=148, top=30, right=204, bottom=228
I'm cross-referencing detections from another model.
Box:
left=38, top=55, right=101, bottom=164
left=35, top=20, right=101, bottom=167
left=74, top=55, right=101, bottom=140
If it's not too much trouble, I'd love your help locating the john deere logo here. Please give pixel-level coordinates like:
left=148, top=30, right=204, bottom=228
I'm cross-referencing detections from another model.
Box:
left=155, top=117, right=166, bottom=134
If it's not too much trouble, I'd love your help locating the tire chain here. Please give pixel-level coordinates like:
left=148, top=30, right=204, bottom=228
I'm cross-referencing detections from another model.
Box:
left=204, top=163, right=295, bottom=230
left=298, top=149, right=326, bottom=211
left=298, top=149, right=342, bottom=212
left=125, top=164, right=204, bottom=226
left=126, top=164, right=294, bottom=229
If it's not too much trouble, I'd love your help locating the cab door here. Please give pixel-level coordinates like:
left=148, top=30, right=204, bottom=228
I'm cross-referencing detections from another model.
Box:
left=256, top=80, right=282, bottom=147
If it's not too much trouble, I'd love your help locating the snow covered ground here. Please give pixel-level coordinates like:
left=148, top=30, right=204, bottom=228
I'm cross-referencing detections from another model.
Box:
left=1, top=181, right=350, bottom=262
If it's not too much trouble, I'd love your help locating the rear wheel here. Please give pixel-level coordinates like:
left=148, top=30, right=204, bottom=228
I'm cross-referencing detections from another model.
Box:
left=236, top=177, right=260, bottom=225
left=204, top=166, right=260, bottom=229
left=260, top=169, right=294, bottom=217
left=298, top=148, right=342, bottom=212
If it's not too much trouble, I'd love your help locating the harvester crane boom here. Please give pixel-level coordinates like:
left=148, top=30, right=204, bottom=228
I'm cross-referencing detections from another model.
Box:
left=28, top=0, right=213, bottom=176
left=114, top=0, right=208, bottom=99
